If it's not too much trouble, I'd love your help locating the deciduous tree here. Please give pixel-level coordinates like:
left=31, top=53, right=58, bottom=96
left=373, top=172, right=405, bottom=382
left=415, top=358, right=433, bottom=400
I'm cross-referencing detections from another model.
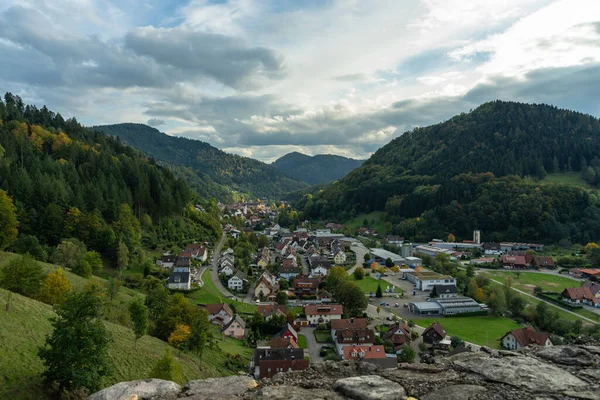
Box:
left=38, top=268, right=72, bottom=305
left=0, top=255, right=43, bottom=309
left=149, top=349, right=182, bottom=384
left=0, top=189, right=18, bottom=250
left=38, top=286, right=111, bottom=395
left=129, top=297, right=149, bottom=347
left=336, top=281, right=368, bottom=317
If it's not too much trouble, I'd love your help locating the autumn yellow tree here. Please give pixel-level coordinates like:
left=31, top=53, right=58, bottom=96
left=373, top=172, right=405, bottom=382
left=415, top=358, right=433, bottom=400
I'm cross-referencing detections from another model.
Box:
left=168, top=324, right=191, bottom=350
left=584, top=242, right=599, bottom=254
left=447, top=233, right=456, bottom=243
left=38, top=268, right=72, bottom=305
left=473, top=288, right=486, bottom=302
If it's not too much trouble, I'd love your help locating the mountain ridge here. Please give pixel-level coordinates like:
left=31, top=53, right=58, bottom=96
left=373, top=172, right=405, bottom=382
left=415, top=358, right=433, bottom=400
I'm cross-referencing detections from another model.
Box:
left=272, top=151, right=364, bottom=185
left=298, top=100, right=600, bottom=244
left=93, top=123, right=309, bottom=200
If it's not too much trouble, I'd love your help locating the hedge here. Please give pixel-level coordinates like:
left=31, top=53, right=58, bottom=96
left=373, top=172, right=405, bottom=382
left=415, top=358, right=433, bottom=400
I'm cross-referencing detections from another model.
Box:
left=445, top=310, right=489, bottom=318
left=536, top=292, right=583, bottom=310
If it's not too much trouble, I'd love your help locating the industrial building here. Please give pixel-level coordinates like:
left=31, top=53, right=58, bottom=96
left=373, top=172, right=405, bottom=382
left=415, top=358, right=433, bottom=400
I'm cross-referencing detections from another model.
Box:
left=408, top=297, right=483, bottom=316
left=369, top=248, right=422, bottom=267
left=403, top=271, right=456, bottom=291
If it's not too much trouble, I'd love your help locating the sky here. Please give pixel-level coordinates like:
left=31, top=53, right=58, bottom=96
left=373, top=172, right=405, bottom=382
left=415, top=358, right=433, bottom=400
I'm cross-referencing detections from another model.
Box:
left=1, top=0, right=600, bottom=162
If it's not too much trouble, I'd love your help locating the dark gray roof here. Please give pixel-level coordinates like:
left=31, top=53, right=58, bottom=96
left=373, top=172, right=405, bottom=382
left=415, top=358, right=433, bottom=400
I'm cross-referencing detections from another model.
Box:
left=168, top=271, right=190, bottom=284
left=253, top=347, right=304, bottom=363
left=222, top=314, right=246, bottom=331
left=434, top=284, right=458, bottom=294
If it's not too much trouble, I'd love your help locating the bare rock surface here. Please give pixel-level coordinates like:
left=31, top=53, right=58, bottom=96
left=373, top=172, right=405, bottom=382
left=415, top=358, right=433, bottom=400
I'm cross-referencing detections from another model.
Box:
left=88, top=379, right=181, bottom=400
left=89, top=346, right=600, bottom=400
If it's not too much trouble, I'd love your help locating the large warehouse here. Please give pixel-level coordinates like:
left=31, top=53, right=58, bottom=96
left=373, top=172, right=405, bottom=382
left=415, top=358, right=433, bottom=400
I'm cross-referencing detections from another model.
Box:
left=409, top=297, right=482, bottom=316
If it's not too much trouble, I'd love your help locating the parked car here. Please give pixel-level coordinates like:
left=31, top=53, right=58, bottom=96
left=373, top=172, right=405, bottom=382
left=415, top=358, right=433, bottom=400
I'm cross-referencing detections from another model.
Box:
left=380, top=301, right=386, bottom=306
left=403, top=303, right=408, bottom=308
left=395, top=303, right=399, bottom=307
left=394, top=295, right=400, bottom=299
left=386, top=316, right=393, bottom=321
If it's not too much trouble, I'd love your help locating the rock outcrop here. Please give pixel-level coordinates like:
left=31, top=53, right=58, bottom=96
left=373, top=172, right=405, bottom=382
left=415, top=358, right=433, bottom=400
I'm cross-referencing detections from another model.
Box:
left=89, top=345, right=600, bottom=400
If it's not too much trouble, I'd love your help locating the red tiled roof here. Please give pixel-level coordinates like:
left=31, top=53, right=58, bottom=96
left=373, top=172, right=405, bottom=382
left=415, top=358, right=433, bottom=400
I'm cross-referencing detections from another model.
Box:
left=423, top=322, right=446, bottom=338
left=342, top=345, right=386, bottom=360
left=269, top=337, right=299, bottom=349
left=500, top=326, right=551, bottom=347
left=304, top=304, right=343, bottom=316
left=501, top=255, right=527, bottom=265
left=258, top=304, right=287, bottom=316
left=579, top=269, right=600, bottom=276
left=562, top=287, right=593, bottom=300
left=205, top=303, right=233, bottom=316
left=331, top=318, right=367, bottom=331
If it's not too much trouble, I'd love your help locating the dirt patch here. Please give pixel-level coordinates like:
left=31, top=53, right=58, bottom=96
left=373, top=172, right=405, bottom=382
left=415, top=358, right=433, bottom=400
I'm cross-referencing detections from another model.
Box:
left=546, top=282, right=560, bottom=287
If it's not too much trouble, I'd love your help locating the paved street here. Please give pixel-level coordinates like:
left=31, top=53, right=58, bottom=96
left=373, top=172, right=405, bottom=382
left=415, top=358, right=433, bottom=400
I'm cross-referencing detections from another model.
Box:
left=347, top=242, right=368, bottom=275
left=301, top=327, right=324, bottom=363
left=210, top=233, right=233, bottom=298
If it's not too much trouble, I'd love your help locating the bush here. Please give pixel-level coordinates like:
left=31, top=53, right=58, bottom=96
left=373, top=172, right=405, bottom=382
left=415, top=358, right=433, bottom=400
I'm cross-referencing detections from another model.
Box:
left=418, top=342, right=428, bottom=352
left=323, top=353, right=341, bottom=362
left=397, top=344, right=416, bottom=363
left=407, top=320, right=415, bottom=328
left=410, top=331, right=419, bottom=340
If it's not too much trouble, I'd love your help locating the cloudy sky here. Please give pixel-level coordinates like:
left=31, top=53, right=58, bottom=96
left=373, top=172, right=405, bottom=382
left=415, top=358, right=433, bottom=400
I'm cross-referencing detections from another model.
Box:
left=1, top=0, right=600, bottom=162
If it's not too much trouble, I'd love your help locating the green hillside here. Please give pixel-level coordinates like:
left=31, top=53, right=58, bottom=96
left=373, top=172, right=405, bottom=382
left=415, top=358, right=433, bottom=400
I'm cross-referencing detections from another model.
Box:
left=298, top=101, right=600, bottom=244
left=272, top=152, right=364, bottom=185
left=0, top=288, right=248, bottom=400
left=93, top=123, right=309, bottom=199
left=0, top=252, right=251, bottom=399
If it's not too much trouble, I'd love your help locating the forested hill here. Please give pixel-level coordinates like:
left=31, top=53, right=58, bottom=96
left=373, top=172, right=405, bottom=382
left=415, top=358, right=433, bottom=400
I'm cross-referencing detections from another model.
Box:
left=0, top=93, right=221, bottom=264
left=271, top=152, right=364, bottom=185
left=298, top=100, right=600, bottom=244
left=93, top=123, right=309, bottom=199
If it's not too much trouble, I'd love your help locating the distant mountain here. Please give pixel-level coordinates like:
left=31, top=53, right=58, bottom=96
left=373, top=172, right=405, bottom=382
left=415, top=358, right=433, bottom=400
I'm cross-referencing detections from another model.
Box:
left=272, top=152, right=364, bottom=185
left=92, top=124, right=308, bottom=199
left=298, top=100, right=600, bottom=244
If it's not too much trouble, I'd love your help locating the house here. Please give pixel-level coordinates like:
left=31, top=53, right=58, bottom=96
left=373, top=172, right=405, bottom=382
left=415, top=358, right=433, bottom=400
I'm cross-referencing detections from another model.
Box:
left=342, top=345, right=396, bottom=368
left=483, top=242, right=502, bottom=255
left=383, top=322, right=412, bottom=350
left=254, top=271, right=279, bottom=300
left=280, top=264, right=300, bottom=280
left=583, top=282, right=600, bottom=297
left=310, top=257, right=331, bottom=276
left=252, top=348, right=308, bottom=379
left=184, top=243, right=206, bottom=261
left=293, top=277, right=322, bottom=297
left=273, top=323, right=298, bottom=343
left=532, top=256, right=554, bottom=268
left=206, top=303, right=233, bottom=327
left=561, top=287, right=593, bottom=304
left=219, top=264, right=235, bottom=277
left=269, top=337, right=299, bottom=349
left=500, top=326, right=552, bottom=350
left=157, top=254, right=177, bottom=269
left=334, top=250, right=347, bottom=265
left=167, top=267, right=191, bottom=290
left=433, top=284, right=459, bottom=299
left=258, top=304, right=287, bottom=321
left=334, top=328, right=375, bottom=355
left=221, top=314, right=246, bottom=339
left=501, top=255, right=528, bottom=269
left=304, top=304, right=343, bottom=325
left=175, top=256, right=192, bottom=268
left=228, top=270, right=247, bottom=291
left=330, top=318, right=367, bottom=338
left=422, top=322, right=447, bottom=345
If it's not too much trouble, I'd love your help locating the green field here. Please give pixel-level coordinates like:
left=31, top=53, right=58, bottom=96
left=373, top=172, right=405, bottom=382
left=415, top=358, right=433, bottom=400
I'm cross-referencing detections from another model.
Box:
left=0, top=289, right=241, bottom=400
left=539, top=172, right=596, bottom=190
left=189, top=270, right=257, bottom=315
left=345, top=211, right=388, bottom=236
left=416, top=316, right=521, bottom=347
left=349, top=275, right=402, bottom=295
left=298, top=334, right=307, bottom=349
left=481, top=271, right=580, bottom=294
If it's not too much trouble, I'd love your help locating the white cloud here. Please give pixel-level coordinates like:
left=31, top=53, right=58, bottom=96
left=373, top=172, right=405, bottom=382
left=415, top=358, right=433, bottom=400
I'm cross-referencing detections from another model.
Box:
left=1, top=0, right=599, bottom=162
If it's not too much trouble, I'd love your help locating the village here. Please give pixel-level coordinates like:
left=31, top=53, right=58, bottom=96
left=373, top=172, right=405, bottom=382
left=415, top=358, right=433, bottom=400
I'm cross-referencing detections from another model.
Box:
left=153, top=202, right=600, bottom=378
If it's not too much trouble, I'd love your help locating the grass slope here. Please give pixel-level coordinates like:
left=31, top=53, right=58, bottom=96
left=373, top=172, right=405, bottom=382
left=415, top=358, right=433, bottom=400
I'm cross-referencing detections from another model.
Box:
left=481, top=271, right=579, bottom=294
left=0, top=289, right=239, bottom=400
left=345, top=211, right=388, bottom=236
left=539, top=172, right=596, bottom=190
left=190, top=270, right=258, bottom=315
left=416, top=316, right=521, bottom=347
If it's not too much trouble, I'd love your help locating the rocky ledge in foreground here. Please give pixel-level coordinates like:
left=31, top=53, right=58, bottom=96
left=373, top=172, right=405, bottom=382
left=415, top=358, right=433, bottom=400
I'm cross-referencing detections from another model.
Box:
left=89, top=345, right=600, bottom=400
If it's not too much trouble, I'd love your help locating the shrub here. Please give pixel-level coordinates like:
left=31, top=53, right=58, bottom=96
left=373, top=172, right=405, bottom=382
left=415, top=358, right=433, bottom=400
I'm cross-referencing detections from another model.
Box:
left=410, top=331, right=419, bottom=340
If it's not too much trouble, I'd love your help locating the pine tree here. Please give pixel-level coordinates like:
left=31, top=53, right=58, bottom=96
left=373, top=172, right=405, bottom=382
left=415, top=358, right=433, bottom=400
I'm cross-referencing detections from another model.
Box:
left=375, top=282, right=383, bottom=298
